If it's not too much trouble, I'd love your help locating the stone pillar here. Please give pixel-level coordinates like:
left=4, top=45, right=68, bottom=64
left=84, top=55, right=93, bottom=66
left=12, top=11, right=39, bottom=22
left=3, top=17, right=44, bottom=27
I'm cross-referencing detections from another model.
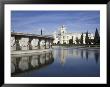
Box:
left=28, top=37, right=33, bottom=50
left=45, top=39, right=47, bottom=49
left=49, top=39, right=53, bottom=48
left=38, top=39, right=41, bottom=49
left=11, top=36, right=16, bottom=51
left=49, top=40, right=51, bottom=48
left=15, top=36, right=21, bottom=50
left=50, top=40, right=53, bottom=48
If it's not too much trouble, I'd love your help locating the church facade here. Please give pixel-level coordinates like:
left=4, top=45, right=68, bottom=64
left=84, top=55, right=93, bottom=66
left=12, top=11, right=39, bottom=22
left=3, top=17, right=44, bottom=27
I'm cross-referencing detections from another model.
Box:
left=53, top=25, right=94, bottom=44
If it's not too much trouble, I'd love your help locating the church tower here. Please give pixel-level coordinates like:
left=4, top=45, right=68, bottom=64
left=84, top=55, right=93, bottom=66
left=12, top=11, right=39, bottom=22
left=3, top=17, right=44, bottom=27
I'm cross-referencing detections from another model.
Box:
left=59, top=25, right=67, bottom=35
left=58, top=25, right=67, bottom=44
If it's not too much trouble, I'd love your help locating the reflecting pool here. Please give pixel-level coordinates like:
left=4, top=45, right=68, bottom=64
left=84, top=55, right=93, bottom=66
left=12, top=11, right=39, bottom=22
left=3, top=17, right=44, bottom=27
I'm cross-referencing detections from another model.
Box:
left=11, top=46, right=100, bottom=77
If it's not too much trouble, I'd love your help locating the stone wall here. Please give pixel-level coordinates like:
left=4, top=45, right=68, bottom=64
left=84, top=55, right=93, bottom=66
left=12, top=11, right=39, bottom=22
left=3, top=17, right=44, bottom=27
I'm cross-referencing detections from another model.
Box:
left=11, top=36, right=52, bottom=51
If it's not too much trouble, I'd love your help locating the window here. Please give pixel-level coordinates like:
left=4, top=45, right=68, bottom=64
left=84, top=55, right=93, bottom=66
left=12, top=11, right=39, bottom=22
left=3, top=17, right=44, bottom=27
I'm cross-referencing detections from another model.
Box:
left=63, top=40, right=65, bottom=43
left=63, top=36, right=65, bottom=39
left=67, top=36, right=68, bottom=39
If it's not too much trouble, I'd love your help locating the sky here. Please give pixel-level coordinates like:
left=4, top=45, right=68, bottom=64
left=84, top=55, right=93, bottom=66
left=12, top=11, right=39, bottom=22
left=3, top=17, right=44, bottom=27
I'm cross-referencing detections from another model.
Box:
left=11, top=11, right=100, bottom=35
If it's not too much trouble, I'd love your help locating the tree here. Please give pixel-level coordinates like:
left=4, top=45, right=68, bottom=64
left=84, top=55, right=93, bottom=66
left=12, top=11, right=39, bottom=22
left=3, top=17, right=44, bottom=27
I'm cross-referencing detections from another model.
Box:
left=63, top=42, right=66, bottom=44
left=69, top=36, right=73, bottom=45
left=80, top=33, right=83, bottom=45
left=88, top=38, right=91, bottom=45
left=76, top=37, right=79, bottom=44
left=90, top=39, right=94, bottom=44
left=94, top=28, right=100, bottom=45
left=69, top=39, right=73, bottom=45
left=57, top=41, right=60, bottom=45
left=85, top=31, right=89, bottom=45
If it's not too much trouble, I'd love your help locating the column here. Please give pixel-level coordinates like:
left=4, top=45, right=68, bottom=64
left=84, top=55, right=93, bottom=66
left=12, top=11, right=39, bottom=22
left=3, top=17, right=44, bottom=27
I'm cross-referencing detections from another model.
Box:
left=28, top=37, right=33, bottom=50
left=45, top=39, right=47, bottom=49
left=15, top=36, right=21, bottom=50
left=38, top=38, right=41, bottom=49
left=50, top=39, right=53, bottom=48
left=49, top=40, right=51, bottom=48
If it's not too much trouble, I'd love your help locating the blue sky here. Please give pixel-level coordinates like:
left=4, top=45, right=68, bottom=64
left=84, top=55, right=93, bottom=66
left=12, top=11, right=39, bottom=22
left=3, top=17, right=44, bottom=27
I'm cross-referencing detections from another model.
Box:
left=11, top=11, right=100, bottom=35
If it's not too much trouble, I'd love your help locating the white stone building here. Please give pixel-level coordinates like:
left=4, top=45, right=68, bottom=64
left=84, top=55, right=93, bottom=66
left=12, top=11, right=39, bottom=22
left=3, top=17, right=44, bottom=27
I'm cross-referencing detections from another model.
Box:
left=53, top=25, right=94, bottom=44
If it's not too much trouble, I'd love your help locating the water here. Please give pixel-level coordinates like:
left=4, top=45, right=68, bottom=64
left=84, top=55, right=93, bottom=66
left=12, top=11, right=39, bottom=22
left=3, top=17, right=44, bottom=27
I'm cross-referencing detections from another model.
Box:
left=11, top=46, right=100, bottom=77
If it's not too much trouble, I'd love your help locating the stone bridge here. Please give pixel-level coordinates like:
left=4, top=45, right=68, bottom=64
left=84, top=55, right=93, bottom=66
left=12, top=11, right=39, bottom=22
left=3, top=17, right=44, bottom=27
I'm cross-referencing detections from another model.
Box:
left=11, top=32, right=54, bottom=51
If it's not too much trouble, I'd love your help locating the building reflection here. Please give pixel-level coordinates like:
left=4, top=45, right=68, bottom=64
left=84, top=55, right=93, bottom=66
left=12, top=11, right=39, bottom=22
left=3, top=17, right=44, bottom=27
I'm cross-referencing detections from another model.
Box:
left=94, top=51, right=100, bottom=64
left=86, top=50, right=88, bottom=60
left=19, top=56, right=29, bottom=71
left=11, top=51, right=54, bottom=76
left=60, top=48, right=68, bottom=65
left=57, top=47, right=100, bottom=65
left=81, top=50, right=83, bottom=59
left=81, top=49, right=99, bottom=63
left=31, top=55, right=39, bottom=67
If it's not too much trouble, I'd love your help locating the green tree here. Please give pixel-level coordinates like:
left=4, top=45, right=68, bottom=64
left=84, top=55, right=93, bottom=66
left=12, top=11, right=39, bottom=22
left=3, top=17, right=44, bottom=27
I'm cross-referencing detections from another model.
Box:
left=57, top=41, right=60, bottom=45
left=80, top=33, right=83, bottom=45
left=76, top=37, right=79, bottom=44
left=90, top=39, right=94, bottom=44
left=85, top=31, right=89, bottom=45
left=69, top=39, right=73, bottom=45
left=88, top=38, right=91, bottom=45
left=69, top=36, right=73, bottom=45
left=94, top=28, right=100, bottom=45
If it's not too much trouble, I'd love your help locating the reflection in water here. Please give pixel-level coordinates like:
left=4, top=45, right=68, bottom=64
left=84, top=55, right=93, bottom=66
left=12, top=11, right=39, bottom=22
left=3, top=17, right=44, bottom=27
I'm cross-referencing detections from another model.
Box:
left=19, top=57, right=29, bottom=71
left=94, top=52, right=100, bottom=63
left=81, top=50, right=83, bottom=59
left=56, top=47, right=100, bottom=65
left=11, top=47, right=100, bottom=77
left=86, top=50, right=88, bottom=60
left=11, top=63, right=15, bottom=73
left=31, top=56, right=39, bottom=67
left=11, top=51, right=54, bottom=76
left=40, top=54, right=45, bottom=64
left=60, top=48, right=67, bottom=65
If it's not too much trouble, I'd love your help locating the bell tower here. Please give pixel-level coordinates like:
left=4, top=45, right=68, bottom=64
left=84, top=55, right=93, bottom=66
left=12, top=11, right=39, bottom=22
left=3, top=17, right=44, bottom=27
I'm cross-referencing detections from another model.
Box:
left=60, top=25, right=67, bottom=35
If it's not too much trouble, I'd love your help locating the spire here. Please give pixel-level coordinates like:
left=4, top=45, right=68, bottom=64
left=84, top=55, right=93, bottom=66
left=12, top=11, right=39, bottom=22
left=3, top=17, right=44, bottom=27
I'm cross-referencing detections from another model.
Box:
left=41, top=29, right=42, bottom=35
left=62, top=25, right=64, bottom=28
